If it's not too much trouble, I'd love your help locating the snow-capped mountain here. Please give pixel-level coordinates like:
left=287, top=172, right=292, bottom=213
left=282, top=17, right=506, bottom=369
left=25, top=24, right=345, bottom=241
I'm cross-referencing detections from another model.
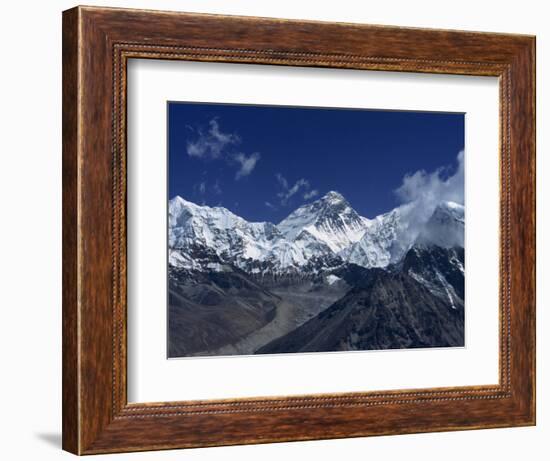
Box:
left=277, top=191, right=370, bottom=252
left=168, top=195, right=338, bottom=275
left=339, top=206, right=409, bottom=268
left=340, top=201, right=464, bottom=268
left=169, top=196, right=282, bottom=262
left=168, top=192, right=464, bottom=276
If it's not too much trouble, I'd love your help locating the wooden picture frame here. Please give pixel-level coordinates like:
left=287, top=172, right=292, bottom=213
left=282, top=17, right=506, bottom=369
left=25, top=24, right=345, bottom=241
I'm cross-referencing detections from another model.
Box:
left=62, top=5, right=536, bottom=455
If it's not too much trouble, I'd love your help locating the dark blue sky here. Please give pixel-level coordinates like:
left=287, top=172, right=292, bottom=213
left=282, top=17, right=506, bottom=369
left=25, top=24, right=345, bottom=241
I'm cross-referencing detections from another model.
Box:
left=168, top=102, right=464, bottom=223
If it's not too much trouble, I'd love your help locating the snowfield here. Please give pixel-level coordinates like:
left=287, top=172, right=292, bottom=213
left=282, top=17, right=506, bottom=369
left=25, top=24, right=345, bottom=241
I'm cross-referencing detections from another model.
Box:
left=168, top=191, right=464, bottom=275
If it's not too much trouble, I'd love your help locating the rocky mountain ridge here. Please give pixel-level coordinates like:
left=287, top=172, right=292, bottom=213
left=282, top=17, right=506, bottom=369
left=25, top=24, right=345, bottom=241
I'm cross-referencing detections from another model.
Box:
left=169, top=192, right=464, bottom=276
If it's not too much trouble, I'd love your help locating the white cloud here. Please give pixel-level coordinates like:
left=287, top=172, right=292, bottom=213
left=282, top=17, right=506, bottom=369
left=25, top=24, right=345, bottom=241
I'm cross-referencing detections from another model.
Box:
left=393, top=150, right=464, bottom=239
left=234, top=152, right=261, bottom=179
left=186, top=119, right=261, bottom=181
left=286, top=179, right=310, bottom=198
left=193, top=180, right=223, bottom=196
left=275, top=173, right=289, bottom=190
left=186, top=118, right=239, bottom=159
left=276, top=174, right=313, bottom=205
left=265, top=201, right=277, bottom=210
left=395, top=150, right=464, bottom=207
left=303, top=189, right=319, bottom=200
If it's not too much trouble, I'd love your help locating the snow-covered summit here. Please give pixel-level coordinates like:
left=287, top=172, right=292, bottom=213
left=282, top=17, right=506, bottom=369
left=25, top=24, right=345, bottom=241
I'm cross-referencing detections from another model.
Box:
left=340, top=206, right=409, bottom=268
left=169, top=195, right=281, bottom=260
left=322, top=190, right=346, bottom=204
left=169, top=196, right=250, bottom=233
left=277, top=191, right=370, bottom=252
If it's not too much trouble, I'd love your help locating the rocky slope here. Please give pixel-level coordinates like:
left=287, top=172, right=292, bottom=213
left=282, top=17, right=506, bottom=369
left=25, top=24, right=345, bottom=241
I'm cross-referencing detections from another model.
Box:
left=258, top=248, right=465, bottom=354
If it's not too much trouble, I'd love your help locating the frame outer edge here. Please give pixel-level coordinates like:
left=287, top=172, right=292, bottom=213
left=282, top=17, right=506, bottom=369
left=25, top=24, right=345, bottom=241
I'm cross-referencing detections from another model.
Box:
left=502, top=36, right=536, bottom=425
left=62, top=6, right=81, bottom=455
left=527, top=36, right=536, bottom=425
left=525, top=36, right=537, bottom=426
left=531, top=36, right=537, bottom=425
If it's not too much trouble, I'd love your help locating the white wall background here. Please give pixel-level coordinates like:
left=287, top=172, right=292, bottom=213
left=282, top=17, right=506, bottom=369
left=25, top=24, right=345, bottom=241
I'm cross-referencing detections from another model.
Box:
left=0, top=1, right=546, bottom=459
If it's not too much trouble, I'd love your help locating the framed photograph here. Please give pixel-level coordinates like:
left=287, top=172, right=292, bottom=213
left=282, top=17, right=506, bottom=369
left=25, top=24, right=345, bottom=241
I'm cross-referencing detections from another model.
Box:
left=62, top=6, right=535, bottom=455
left=165, top=102, right=466, bottom=359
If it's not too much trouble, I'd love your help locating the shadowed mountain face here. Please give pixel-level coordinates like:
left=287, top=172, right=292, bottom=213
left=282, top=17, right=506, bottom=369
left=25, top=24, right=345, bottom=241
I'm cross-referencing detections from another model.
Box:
left=168, top=192, right=465, bottom=357
left=258, top=255, right=465, bottom=354
left=403, top=245, right=465, bottom=307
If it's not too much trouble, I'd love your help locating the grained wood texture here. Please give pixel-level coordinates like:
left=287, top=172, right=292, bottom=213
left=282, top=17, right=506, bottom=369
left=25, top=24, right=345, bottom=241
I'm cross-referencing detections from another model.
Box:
left=62, top=5, right=536, bottom=455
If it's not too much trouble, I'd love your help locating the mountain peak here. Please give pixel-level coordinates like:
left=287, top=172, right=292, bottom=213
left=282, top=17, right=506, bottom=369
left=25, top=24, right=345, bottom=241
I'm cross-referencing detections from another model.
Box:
left=169, top=195, right=193, bottom=214
left=169, top=195, right=204, bottom=211
left=277, top=191, right=367, bottom=252
left=170, top=195, right=187, bottom=205
left=320, top=190, right=346, bottom=203
left=435, top=201, right=464, bottom=212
